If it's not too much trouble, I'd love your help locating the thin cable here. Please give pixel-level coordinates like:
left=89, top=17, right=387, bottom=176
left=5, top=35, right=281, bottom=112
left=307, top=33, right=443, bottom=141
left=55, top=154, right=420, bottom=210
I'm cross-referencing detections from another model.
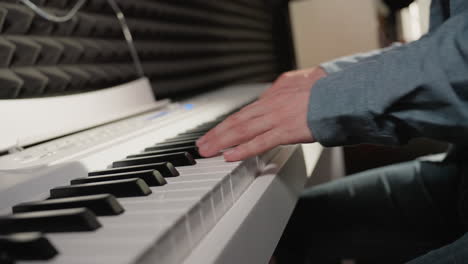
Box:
left=19, top=0, right=145, bottom=78
left=19, top=0, right=87, bottom=23
left=106, top=0, right=145, bottom=77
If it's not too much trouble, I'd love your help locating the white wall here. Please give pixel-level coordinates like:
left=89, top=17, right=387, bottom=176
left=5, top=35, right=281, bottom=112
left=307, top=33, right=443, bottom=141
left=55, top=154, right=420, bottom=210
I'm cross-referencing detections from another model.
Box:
left=289, top=0, right=380, bottom=68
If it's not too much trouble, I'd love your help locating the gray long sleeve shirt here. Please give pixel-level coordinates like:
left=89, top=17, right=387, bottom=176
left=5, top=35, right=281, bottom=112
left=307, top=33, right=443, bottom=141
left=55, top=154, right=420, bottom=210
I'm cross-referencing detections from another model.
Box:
left=308, top=0, right=468, bottom=149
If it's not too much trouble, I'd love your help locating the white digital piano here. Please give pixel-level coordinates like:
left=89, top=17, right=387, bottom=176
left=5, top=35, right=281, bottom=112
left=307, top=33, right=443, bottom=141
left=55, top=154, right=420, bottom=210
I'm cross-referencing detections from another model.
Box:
left=0, top=78, right=344, bottom=264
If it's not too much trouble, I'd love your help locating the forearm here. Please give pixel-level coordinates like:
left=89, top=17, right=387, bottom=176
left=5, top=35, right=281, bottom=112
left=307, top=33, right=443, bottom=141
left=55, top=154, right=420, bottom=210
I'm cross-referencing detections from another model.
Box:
left=308, top=11, right=468, bottom=147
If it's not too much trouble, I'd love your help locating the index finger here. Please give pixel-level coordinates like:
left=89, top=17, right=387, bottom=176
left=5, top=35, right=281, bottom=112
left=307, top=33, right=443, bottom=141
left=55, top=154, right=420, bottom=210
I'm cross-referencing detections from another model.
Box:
left=197, top=100, right=266, bottom=145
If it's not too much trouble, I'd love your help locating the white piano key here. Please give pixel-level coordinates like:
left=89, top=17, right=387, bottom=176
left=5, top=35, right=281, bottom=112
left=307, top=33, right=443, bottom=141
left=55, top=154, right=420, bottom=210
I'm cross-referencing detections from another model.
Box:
left=186, top=204, right=205, bottom=243
left=145, top=189, right=208, bottom=200
left=172, top=166, right=233, bottom=176
left=99, top=214, right=180, bottom=227
left=200, top=195, right=216, bottom=232
left=118, top=199, right=197, bottom=211
left=211, top=184, right=225, bottom=221
left=166, top=172, right=227, bottom=183
left=170, top=216, right=192, bottom=260
left=221, top=176, right=235, bottom=210
left=156, top=180, right=219, bottom=191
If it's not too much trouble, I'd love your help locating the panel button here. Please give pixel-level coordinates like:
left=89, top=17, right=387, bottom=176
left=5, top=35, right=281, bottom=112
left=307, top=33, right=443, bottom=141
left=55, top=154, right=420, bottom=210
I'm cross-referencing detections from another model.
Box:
left=72, top=170, right=166, bottom=187
left=13, top=194, right=123, bottom=216
left=88, top=162, right=179, bottom=178
left=0, top=208, right=101, bottom=234
left=50, top=178, right=152, bottom=199
left=0, top=232, right=58, bottom=260
left=113, top=152, right=196, bottom=167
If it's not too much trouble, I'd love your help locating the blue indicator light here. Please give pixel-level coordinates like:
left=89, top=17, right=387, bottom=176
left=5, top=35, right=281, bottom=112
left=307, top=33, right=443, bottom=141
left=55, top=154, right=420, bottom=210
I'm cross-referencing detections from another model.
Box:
left=184, top=104, right=194, bottom=110
left=146, top=111, right=168, bottom=121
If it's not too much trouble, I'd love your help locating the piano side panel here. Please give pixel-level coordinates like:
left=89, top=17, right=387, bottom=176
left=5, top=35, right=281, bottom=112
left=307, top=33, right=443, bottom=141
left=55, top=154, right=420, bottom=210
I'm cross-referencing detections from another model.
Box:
left=181, top=144, right=325, bottom=264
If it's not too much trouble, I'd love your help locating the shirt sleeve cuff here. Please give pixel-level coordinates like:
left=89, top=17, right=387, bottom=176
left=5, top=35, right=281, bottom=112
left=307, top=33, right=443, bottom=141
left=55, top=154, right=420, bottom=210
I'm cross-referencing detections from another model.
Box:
left=320, top=43, right=403, bottom=74
left=307, top=60, right=400, bottom=147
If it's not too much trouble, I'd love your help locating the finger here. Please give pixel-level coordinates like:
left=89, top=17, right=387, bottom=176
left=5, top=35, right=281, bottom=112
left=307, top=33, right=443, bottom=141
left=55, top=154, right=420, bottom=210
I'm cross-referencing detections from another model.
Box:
left=197, top=100, right=267, bottom=145
left=197, top=114, right=274, bottom=157
left=223, top=129, right=284, bottom=162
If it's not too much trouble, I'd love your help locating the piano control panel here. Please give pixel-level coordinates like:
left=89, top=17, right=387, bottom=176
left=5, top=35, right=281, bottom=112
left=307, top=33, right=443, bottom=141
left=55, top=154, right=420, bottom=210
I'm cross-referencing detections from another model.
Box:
left=1, top=103, right=186, bottom=170
left=0, top=84, right=267, bottom=172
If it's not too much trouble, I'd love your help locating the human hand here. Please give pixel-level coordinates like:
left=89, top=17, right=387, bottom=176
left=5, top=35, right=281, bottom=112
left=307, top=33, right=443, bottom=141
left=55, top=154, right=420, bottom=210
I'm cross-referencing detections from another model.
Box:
left=260, top=67, right=327, bottom=99
left=196, top=67, right=327, bottom=161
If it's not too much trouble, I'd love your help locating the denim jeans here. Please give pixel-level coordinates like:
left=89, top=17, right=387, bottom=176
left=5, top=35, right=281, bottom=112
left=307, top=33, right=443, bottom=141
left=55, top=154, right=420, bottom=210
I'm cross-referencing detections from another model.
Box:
left=274, top=158, right=467, bottom=263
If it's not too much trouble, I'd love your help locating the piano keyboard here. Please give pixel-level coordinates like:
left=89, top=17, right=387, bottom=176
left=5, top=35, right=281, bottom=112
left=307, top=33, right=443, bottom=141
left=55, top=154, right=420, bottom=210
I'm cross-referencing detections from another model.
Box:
left=0, top=84, right=288, bottom=264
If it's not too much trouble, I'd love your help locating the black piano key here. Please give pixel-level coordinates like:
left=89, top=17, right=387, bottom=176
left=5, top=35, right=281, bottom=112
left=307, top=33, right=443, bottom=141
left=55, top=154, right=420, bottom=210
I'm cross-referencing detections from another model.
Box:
left=164, top=135, right=202, bottom=143
left=145, top=140, right=196, bottom=152
left=89, top=162, right=179, bottom=178
left=176, top=131, right=207, bottom=137
left=131, top=146, right=202, bottom=159
left=72, top=170, right=166, bottom=187
left=50, top=178, right=152, bottom=199
left=0, top=208, right=101, bottom=234
left=193, top=122, right=218, bottom=130
left=113, top=152, right=196, bottom=168
left=0, top=232, right=58, bottom=260
left=182, top=128, right=211, bottom=134
left=13, top=194, right=123, bottom=216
